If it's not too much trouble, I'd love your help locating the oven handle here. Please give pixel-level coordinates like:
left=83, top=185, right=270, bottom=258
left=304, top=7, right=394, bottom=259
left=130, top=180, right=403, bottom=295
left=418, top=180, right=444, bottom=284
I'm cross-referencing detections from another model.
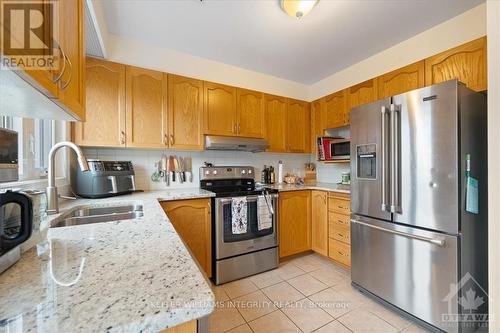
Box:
left=216, top=194, right=278, bottom=204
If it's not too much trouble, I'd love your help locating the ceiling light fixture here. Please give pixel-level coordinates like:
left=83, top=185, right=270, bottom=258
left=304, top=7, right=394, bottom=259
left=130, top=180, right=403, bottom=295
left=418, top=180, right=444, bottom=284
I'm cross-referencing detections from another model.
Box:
left=281, top=0, right=319, bottom=19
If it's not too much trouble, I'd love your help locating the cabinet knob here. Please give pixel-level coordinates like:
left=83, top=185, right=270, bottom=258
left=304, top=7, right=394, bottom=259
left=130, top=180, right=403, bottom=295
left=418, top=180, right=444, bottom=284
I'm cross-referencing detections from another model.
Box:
left=164, top=134, right=168, bottom=146
left=170, top=134, right=174, bottom=146
left=120, top=131, right=126, bottom=145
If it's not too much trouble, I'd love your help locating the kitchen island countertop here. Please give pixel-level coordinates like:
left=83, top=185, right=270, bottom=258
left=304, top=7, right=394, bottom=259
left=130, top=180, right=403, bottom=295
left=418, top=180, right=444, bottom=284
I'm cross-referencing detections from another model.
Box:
left=0, top=188, right=215, bottom=333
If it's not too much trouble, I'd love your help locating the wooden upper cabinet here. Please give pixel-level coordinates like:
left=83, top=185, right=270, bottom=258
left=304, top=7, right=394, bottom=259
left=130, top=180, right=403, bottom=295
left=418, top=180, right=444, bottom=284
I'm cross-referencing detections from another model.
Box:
left=279, top=191, right=312, bottom=258
left=347, top=79, right=378, bottom=117
left=377, top=61, right=425, bottom=98
left=425, top=37, right=487, bottom=92
left=204, top=82, right=237, bottom=136
left=168, top=74, right=204, bottom=150
left=125, top=66, right=168, bottom=148
left=237, top=89, right=265, bottom=138
left=287, top=99, right=311, bottom=153
left=324, top=90, right=347, bottom=129
left=74, top=58, right=125, bottom=147
left=160, top=199, right=212, bottom=278
left=311, top=190, right=328, bottom=256
left=311, top=99, right=325, bottom=152
left=58, top=0, right=85, bottom=119
left=264, top=94, right=287, bottom=153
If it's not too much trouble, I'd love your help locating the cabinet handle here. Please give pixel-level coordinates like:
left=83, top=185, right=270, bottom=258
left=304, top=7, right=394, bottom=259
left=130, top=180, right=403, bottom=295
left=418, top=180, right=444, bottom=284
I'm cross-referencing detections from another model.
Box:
left=338, top=219, right=344, bottom=224
left=233, top=124, right=237, bottom=134
left=52, top=45, right=67, bottom=84
left=170, top=134, right=174, bottom=146
left=120, top=131, right=126, bottom=145
left=238, top=124, right=241, bottom=134
left=164, top=134, right=168, bottom=146
left=59, top=51, right=73, bottom=91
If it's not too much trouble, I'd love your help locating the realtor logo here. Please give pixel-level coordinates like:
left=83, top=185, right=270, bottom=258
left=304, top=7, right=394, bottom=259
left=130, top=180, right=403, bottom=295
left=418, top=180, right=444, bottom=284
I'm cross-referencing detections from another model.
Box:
left=1, top=0, right=57, bottom=70
left=442, top=272, right=489, bottom=329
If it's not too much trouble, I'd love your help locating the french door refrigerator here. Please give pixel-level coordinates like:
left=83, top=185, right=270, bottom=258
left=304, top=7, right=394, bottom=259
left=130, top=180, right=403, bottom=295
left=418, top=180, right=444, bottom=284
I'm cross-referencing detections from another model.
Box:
left=350, top=80, right=488, bottom=333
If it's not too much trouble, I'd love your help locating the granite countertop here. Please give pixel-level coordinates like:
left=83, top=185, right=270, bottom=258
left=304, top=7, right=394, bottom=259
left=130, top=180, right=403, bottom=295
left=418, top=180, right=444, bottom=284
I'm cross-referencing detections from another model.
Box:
left=265, top=182, right=350, bottom=194
left=0, top=189, right=215, bottom=333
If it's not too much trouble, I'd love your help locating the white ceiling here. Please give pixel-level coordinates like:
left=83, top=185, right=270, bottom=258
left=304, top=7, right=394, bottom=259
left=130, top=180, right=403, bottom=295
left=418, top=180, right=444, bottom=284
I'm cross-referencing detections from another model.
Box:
left=100, top=0, right=484, bottom=85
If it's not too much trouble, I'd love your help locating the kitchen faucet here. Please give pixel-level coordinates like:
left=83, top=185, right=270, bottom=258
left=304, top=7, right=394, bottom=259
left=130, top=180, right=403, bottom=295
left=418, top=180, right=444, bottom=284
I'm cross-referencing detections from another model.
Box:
left=46, top=141, right=89, bottom=214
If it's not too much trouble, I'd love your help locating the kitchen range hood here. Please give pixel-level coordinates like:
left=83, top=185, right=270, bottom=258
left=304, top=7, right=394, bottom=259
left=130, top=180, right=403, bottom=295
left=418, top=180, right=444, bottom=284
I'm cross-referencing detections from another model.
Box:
left=205, top=135, right=270, bottom=153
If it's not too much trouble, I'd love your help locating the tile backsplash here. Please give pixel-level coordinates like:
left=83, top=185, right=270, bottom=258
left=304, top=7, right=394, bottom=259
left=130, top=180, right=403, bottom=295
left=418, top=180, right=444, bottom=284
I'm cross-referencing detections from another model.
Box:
left=83, top=148, right=315, bottom=191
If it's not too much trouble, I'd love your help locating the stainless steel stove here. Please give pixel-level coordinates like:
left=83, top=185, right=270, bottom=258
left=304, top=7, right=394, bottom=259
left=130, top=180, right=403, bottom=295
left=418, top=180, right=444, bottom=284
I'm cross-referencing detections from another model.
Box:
left=200, top=166, right=279, bottom=285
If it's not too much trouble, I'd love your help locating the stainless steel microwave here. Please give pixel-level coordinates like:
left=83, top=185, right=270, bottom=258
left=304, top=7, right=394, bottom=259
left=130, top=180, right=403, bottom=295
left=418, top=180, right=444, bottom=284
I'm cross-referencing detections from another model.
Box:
left=317, top=136, right=350, bottom=161
left=0, top=128, right=19, bottom=183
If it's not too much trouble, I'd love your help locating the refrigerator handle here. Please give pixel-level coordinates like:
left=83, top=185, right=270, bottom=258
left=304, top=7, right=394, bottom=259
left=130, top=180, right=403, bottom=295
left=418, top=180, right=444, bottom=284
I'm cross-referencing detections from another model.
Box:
left=351, top=219, right=446, bottom=246
left=381, top=106, right=390, bottom=212
left=390, top=104, right=401, bottom=213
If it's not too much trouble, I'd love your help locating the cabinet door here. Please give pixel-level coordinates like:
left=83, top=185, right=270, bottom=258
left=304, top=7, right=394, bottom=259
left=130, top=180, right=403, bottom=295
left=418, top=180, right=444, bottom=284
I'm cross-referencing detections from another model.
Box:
left=311, top=99, right=325, bottom=155
left=347, top=79, right=378, bottom=121
left=425, top=37, right=487, bottom=92
left=324, top=90, right=347, bottom=129
left=168, top=74, right=204, bottom=150
left=204, top=82, right=237, bottom=136
left=74, top=58, right=125, bottom=147
left=286, top=99, right=311, bottom=153
left=160, top=199, right=212, bottom=278
left=377, top=61, right=425, bottom=98
left=264, top=94, right=287, bottom=152
left=279, top=191, right=311, bottom=258
left=125, top=66, right=168, bottom=148
left=237, top=88, right=265, bottom=138
left=311, top=191, right=328, bottom=256
left=58, top=0, right=85, bottom=119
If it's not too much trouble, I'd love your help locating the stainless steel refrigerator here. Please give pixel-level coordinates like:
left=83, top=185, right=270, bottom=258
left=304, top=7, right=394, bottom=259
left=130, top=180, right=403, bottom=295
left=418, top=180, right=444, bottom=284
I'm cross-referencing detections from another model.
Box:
left=350, top=80, right=488, bottom=333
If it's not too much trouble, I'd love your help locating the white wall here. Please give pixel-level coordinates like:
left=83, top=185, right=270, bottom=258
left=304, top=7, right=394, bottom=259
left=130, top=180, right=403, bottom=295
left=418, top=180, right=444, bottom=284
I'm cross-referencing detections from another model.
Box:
left=309, top=3, right=487, bottom=100
left=82, top=148, right=312, bottom=191
left=487, top=0, right=500, bottom=331
left=105, top=34, right=310, bottom=101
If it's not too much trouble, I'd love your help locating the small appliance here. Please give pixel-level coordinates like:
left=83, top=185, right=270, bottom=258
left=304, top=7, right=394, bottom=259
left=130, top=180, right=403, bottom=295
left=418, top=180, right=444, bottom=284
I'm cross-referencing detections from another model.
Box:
left=200, top=165, right=279, bottom=285
left=72, top=160, right=136, bottom=198
left=0, top=191, right=33, bottom=273
left=0, top=128, right=19, bottom=183
left=317, top=136, right=350, bottom=161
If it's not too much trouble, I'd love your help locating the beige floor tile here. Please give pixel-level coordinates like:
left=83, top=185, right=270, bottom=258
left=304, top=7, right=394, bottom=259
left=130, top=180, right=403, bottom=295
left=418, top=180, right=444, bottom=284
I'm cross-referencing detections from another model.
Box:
left=232, top=290, right=278, bottom=322
left=209, top=301, right=245, bottom=333
left=275, top=262, right=307, bottom=280
left=290, top=254, right=326, bottom=272
left=211, top=285, right=230, bottom=302
left=331, top=281, right=370, bottom=304
left=261, top=281, right=305, bottom=308
left=401, top=323, right=433, bottom=333
left=282, top=298, right=334, bottom=333
left=308, top=287, right=362, bottom=318
left=362, top=299, right=411, bottom=331
left=249, top=269, right=284, bottom=288
left=338, top=308, right=398, bottom=332
left=288, top=274, right=329, bottom=296
left=313, top=320, right=352, bottom=333
left=222, top=278, right=259, bottom=299
left=308, top=268, right=346, bottom=287
left=226, top=324, right=254, bottom=333
left=248, top=310, right=301, bottom=333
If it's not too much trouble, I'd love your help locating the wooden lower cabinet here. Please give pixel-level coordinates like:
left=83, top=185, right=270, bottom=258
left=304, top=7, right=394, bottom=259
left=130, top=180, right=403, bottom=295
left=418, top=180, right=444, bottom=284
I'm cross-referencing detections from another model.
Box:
left=311, top=191, right=328, bottom=256
left=327, top=192, right=351, bottom=267
left=279, top=191, right=311, bottom=258
left=159, top=320, right=197, bottom=333
left=160, top=199, right=212, bottom=278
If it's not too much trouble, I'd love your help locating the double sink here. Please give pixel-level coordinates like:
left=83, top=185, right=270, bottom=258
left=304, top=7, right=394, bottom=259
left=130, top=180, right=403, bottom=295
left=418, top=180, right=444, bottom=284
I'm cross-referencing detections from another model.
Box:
left=52, top=204, right=144, bottom=228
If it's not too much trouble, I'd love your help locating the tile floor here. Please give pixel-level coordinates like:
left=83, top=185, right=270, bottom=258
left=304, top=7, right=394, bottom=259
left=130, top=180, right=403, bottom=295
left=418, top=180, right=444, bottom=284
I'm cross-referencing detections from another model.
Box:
left=209, top=253, right=432, bottom=333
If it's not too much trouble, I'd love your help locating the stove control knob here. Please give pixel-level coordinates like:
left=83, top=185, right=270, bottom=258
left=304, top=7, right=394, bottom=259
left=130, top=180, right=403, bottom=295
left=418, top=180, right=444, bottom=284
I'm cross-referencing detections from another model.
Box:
left=212, top=170, right=218, bottom=175
left=248, top=169, right=252, bottom=174
left=205, top=170, right=210, bottom=175
left=241, top=170, right=246, bottom=175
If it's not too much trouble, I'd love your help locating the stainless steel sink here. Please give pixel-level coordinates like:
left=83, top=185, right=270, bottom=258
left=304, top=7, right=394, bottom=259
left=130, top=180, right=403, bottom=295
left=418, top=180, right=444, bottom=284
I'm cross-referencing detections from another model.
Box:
left=51, top=204, right=144, bottom=228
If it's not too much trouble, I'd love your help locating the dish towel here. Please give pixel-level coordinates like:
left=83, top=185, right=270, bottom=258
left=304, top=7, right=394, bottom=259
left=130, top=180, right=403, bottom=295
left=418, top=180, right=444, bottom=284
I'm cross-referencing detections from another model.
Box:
left=231, top=197, right=248, bottom=234
left=257, top=196, right=273, bottom=231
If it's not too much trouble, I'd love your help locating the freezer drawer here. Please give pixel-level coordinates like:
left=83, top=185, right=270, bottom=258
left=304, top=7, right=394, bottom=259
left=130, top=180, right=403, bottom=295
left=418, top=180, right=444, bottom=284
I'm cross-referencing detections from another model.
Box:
left=351, top=215, right=459, bottom=332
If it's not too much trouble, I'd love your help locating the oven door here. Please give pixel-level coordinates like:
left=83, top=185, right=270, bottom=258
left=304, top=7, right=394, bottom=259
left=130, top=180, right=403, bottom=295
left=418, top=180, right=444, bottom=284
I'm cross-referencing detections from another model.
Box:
left=329, top=139, right=350, bottom=160
left=215, top=194, right=278, bottom=260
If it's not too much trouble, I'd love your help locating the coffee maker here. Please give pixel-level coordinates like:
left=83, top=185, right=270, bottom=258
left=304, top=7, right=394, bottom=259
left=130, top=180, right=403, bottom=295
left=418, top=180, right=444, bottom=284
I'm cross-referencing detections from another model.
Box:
left=0, top=191, right=33, bottom=273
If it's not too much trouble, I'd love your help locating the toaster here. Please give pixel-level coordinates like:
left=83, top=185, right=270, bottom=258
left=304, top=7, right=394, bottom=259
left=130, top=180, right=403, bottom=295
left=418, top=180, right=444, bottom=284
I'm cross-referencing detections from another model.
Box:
left=72, top=160, right=136, bottom=198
